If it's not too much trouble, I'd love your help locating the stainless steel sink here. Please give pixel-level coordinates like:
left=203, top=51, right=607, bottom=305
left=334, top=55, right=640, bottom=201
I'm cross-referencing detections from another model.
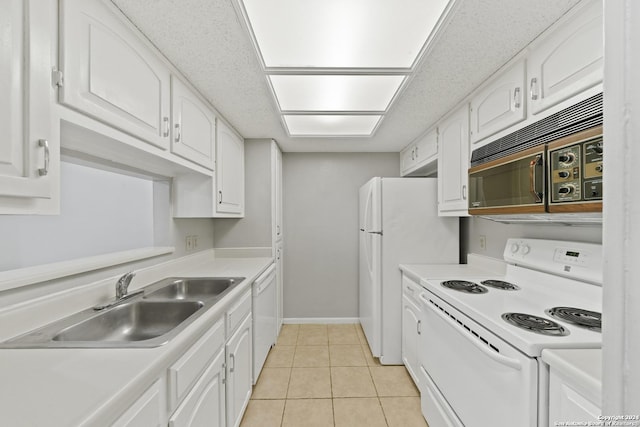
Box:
left=0, top=276, right=246, bottom=348
left=52, top=301, right=203, bottom=342
left=145, top=277, right=244, bottom=300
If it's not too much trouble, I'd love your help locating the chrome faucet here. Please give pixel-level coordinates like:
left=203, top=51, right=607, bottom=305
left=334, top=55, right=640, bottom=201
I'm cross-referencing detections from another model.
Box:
left=116, top=272, right=136, bottom=299
left=94, top=271, right=142, bottom=310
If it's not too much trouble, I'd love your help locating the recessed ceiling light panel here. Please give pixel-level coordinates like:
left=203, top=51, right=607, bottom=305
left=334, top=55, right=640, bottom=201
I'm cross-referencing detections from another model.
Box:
left=241, top=0, right=452, bottom=69
left=284, top=115, right=382, bottom=136
left=269, top=75, right=405, bottom=111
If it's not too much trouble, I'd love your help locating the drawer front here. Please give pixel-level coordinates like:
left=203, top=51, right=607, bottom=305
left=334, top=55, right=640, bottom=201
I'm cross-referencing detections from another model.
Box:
left=226, top=289, right=252, bottom=336
left=168, top=317, right=225, bottom=411
left=402, top=274, right=423, bottom=306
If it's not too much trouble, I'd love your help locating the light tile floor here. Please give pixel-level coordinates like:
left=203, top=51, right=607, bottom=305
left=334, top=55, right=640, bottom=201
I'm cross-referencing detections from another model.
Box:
left=240, top=324, right=429, bottom=427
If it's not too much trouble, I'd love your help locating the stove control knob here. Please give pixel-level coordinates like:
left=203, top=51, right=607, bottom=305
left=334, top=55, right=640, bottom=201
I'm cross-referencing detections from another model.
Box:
left=558, top=153, right=575, bottom=165
left=558, top=184, right=575, bottom=195
left=510, top=243, right=520, bottom=254
left=520, top=244, right=531, bottom=255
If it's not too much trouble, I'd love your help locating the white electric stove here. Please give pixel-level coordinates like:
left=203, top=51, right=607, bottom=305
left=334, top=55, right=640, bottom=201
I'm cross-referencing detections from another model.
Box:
left=409, top=238, right=603, bottom=427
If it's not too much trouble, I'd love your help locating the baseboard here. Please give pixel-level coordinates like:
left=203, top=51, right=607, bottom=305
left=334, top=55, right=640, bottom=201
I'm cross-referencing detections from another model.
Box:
left=283, top=317, right=360, bottom=324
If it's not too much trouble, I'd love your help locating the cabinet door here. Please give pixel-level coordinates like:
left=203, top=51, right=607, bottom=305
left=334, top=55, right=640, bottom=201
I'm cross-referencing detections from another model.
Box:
left=171, top=77, right=216, bottom=169
left=402, top=294, right=421, bottom=387
left=527, top=0, right=603, bottom=115
left=470, top=59, right=526, bottom=144
left=59, top=0, right=170, bottom=150
left=400, top=145, right=416, bottom=176
left=216, top=121, right=245, bottom=215
left=274, top=143, right=283, bottom=242
left=438, top=106, right=470, bottom=216
left=276, top=240, right=284, bottom=330
left=226, top=314, right=253, bottom=427
left=169, top=349, right=226, bottom=427
left=113, top=381, right=162, bottom=427
left=0, top=0, right=54, bottom=202
left=414, top=128, right=438, bottom=169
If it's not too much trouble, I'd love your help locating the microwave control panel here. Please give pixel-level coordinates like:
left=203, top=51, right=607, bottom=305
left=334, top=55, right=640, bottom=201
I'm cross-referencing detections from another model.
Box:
left=549, top=135, right=603, bottom=204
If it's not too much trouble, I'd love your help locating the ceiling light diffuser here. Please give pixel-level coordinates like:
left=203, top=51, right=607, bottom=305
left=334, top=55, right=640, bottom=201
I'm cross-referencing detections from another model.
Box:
left=269, top=75, right=405, bottom=111
left=241, top=0, right=452, bottom=69
left=284, top=115, right=382, bottom=136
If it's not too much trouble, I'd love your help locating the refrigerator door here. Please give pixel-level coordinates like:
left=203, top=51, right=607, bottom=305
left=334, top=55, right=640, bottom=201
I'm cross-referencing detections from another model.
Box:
left=359, top=178, right=382, bottom=356
left=360, top=177, right=381, bottom=232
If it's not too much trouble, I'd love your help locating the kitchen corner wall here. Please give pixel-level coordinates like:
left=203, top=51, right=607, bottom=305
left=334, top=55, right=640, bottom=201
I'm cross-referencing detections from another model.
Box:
left=463, top=217, right=603, bottom=260
left=283, top=152, right=399, bottom=320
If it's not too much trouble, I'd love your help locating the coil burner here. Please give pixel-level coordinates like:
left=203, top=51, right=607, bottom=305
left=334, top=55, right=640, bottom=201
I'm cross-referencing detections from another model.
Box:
left=501, top=313, right=569, bottom=336
left=441, top=280, right=488, bottom=294
left=480, top=280, right=520, bottom=291
left=546, top=307, right=602, bottom=332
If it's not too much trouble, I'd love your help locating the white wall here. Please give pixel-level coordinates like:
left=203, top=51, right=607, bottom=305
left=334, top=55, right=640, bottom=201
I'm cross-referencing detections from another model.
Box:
left=283, top=152, right=399, bottom=320
left=0, top=161, right=215, bottom=305
left=463, top=217, right=602, bottom=260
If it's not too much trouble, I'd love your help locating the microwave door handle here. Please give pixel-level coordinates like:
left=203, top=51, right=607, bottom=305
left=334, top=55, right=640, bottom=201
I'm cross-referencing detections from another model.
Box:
left=529, top=155, right=543, bottom=203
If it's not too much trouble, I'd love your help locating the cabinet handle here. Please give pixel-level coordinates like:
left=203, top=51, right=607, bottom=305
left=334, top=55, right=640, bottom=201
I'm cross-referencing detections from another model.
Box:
left=417, top=320, right=422, bottom=335
left=462, top=184, right=467, bottom=200
left=38, top=139, right=49, bottom=176
left=163, top=117, right=169, bottom=137
left=415, top=146, right=419, bottom=158
left=277, top=249, right=281, bottom=260
left=277, top=225, right=281, bottom=235
left=174, top=123, right=181, bottom=143
left=230, top=354, right=235, bottom=373
left=530, top=78, right=538, bottom=101
left=513, top=87, right=521, bottom=108
left=218, top=190, right=222, bottom=204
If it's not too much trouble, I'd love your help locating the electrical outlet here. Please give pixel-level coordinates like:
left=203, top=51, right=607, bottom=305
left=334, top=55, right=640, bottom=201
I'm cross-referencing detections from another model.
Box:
left=479, top=235, right=487, bottom=251
left=185, top=235, right=194, bottom=251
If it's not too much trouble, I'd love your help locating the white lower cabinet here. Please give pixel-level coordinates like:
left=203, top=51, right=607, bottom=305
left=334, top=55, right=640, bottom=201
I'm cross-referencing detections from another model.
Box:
left=113, top=380, right=163, bottom=427
left=401, top=275, right=423, bottom=389
left=169, top=348, right=226, bottom=427
left=226, top=314, right=253, bottom=427
left=548, top=369, right=601, bottom=424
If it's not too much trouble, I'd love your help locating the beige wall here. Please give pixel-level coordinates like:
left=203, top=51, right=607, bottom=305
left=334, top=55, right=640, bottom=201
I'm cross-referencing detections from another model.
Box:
left=282, top=152, right=399, bottom=320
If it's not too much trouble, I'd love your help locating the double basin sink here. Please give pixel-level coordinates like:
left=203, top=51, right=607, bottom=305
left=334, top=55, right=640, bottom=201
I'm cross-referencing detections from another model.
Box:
left=1, top=276, right=245, bottom=348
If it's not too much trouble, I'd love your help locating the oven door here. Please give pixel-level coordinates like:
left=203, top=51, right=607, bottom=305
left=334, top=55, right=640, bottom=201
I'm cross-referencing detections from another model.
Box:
left=469, top=145, right=546, bottom=215
left=418, top=292, right=537, bottom=427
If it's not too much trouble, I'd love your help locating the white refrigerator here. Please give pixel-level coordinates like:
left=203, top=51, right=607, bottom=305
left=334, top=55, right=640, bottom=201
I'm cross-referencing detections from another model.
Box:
left=359, top=177, right=459, bottom=365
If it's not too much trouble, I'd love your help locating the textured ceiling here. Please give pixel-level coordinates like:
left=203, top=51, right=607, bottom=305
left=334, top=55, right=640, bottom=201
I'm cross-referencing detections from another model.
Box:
left=111, top=0, right=581, bottom=152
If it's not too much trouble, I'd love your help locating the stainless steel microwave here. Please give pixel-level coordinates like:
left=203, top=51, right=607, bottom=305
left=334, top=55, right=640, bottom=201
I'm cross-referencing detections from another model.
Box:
left=468, top=126, right=603, bottom=215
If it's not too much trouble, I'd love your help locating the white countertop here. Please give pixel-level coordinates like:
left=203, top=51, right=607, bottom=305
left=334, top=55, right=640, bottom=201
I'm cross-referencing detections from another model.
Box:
left=542, top=348, right=602, bottom=402
left=0, top=253, right=272, bottom=426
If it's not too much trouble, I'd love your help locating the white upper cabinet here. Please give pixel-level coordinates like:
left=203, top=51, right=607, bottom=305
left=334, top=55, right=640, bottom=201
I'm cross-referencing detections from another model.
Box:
left=527, top=0, right=603, bottom=115
left=59, top=0, right=171, bottom=150
left=216, top=121, right=245, bottom=216
left=470, top=59, right=526, bottom=144
left=400, top=127, right=438, bottom=176
left=438, top=106, right=470, bottom=216
left=0, top=0, right=57, bottom=212
left=273, top=143, right=283, bottom=242
left=171, top=76, right=216, bottom=169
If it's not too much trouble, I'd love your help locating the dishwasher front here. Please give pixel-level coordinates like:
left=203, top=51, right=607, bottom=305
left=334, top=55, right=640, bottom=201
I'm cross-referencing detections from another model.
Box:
left=252, top=263, right=277, bottom=383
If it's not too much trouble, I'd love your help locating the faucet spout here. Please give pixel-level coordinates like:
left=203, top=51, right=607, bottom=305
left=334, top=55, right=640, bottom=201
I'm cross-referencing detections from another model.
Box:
left=116, top=272, right=136, bottom=300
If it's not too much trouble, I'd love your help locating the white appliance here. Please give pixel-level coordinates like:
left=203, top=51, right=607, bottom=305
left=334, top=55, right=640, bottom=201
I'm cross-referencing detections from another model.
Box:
left=416, top=238, right=603, bottom=427
left=359, top=177, right=459, bottom=364
left=252, top=263, right=277, bottom=383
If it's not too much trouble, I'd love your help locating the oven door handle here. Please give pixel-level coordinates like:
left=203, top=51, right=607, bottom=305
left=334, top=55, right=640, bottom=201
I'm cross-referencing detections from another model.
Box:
left=419, top=293, right=522, bottom=371
left=529, top=154, right=543, bottom=203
